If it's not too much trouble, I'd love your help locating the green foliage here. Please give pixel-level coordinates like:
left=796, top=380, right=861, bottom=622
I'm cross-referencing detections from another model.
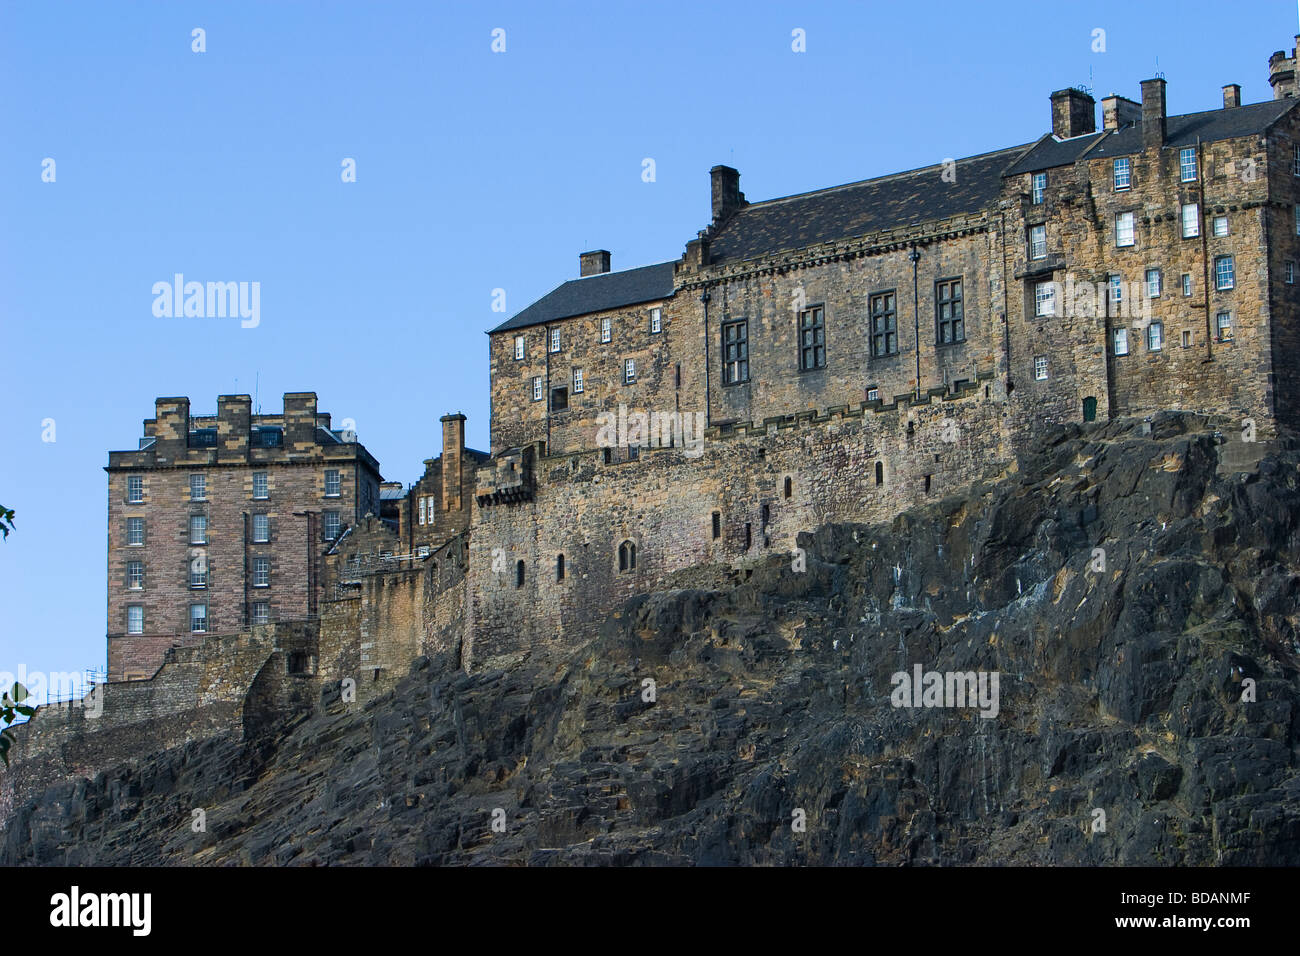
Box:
left=1, top=683, right=35, bottom=767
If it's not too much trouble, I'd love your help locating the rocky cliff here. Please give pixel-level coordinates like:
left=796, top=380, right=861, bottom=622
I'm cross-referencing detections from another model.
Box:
left=5, top=413, right=1300, bottom=865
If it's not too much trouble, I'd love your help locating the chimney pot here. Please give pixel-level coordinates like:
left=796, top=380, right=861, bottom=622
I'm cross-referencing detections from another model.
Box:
left=1049, top=88, right=1096, bottom=138
left=1222, top=84, right=1242, bottom=108
left=1101, top=94, right=1141, bottom=131
left=1140, top=78, right=1167, bottom=149
left=579, top=250, right=610, bottom=277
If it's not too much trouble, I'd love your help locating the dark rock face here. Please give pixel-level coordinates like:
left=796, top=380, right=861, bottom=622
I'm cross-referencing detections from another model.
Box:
left=5, top=414, right=1300, bottom=865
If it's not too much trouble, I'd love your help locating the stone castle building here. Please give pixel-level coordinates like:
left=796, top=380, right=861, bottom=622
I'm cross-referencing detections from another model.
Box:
left=104, top=36, right=1300, bottom=687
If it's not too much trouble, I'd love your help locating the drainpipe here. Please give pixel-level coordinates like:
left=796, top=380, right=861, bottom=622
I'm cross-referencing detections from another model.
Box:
left=701, top=289, right=713, bottom=426
left=910, top=245, right=922, bottom=400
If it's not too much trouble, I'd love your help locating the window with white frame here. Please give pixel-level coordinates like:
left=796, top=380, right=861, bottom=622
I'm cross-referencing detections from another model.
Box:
left=190, top=556, right=206, bottom=588
left=190, top=604, right=207, bottom=634
left=1115, top=211, right=1135, bottom=247
left=531, top=376, right=543, bottom=401
left=252, top=513, right=269, bottom=543
left=1294, top=204, right=1300, bottom=236
left=1288, top=262, right=1296, bottom=285
left=1182, top=273, right=1192, bottom=296
left=252, top=471, right=268, bottom=499
left=1113, top=328, right=1129, bottom=355
left=1034, top=355, right=1048, bottom=380
left=549, top=328, right=561, bottom=353
left=650, top=308, right=662, bottom=334
left=573, top=368, right=584, bottom=393
left=624, top=358, right=636, bottom=384
left=1293, top=145, right=1300, bottom=176
left=324, top=469, right=341, bottom=497
left=1212, top=216, right=1228, bottom=237
left=322, top=511, right=341, bottom=540
left=600, top=317, right=611, bottom=343
left=127, top=605, right=143, bottom=635
left=514, top=335, right=524, bottom=360
left=127, top=517, right=144, bottom=546
left=1034, top=281, right=1056, bottom=317
left=1028, top=224, right=1047, bottom=259
left=418, top=497, right=426, bottom=525
left=1147, top=321, right=1164, bottom=351
left=252, top=602, right=269, bottom=625
left=867, top=387, right=879, bottom=401
left=1109, top=274, right=1123, bottom=311
left=1031, top=172, right=1046, bottom=204
left=1217, top=311, right=1233, bottom=341
left=1179, top=147, right=1197, bottom=182
left=1181, top=203, right=1199, bottom=238
left=253, top=556, right=270, bottom=588
left=189, top=514, right=207, bottom=545
left=1113, top=157, right=1131, bottom=190
left=1146, top=268, right=1162, bottom=298
left=127, top=561, right=144, bottom=589
left=127, top=475, right=144, bottom=503
left=190, top=473, right=206, bottom=500
left=1181, top=329, right=1192, bottom=348
left=425, top=496, right=434, bottom=521
left=1215, top=256, right=1235, bottom=290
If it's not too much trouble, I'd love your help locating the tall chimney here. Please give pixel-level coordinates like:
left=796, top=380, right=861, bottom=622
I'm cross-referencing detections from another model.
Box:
left=1050, top=88, right=1096, bottom=138
left=579, top=250, right=610, bottom=277
left=1101, top=94, right=1141, bottom=131
left=1140, top=78, right=1166, bottom=149
left=710, top=165, right=744, bottom=224
left=1222, top=84, right=1242, bottom=108
left=440, top=413, right=466, bottom=514
left=1270, top=39, right=1299, bottom=99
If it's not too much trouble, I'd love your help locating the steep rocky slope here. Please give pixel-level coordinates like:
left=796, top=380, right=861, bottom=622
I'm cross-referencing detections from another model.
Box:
left=5, top=413, right=1300, bottom=865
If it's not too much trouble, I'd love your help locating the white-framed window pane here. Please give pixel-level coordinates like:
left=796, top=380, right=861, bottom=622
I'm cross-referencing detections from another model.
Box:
left=252, top=602, right=269, bottom=625
left=1215, top=256, right=1235, bottom=290
left=418, top=498, right=426, bottom=525
left=1146, top=268, right=1161, bottom=298
left=1031, top=172, right=1046, bottom=204
left=252, top=513, right=269, bottom=542
left=514, top=335, right=524, bottom=360
left=190, top=474, right=205, bottom=500
left=127, top=605, right=144, bottom=634
left=252, top=472, right=268, bottom=499
left=190, top=556, right=206, bottom=587
left=650, top=308, right=662, bottom=333
left=600, top=317, right=611, bottom=343
left=323, top=511, right=341, bottom=540
left=573, top=368, right=584, bottom=393
left=127, top=475, right=143, bottom=502
left=1034, top=281, right=1056, bottom=316
left=324, top=469, right=340, bottom=496
left=1148, top=322, right=1163, bottom=351
left=531, top=376, right=542, bottom=401
left=1109, top=274, right=1123, bottom=306
left=867, top=387, right=879, bottom=401
left=127, top=517, right=144, bottom=545
left=624, top=359, right=636, bottom=383
left=425, top=496, right=435, bottom=521
left=1116, top=212, right=1135, bottom=247
left=1182, top=273, right=1192, bottom=296
left=189, top=514, right=207, bottom=544
left=1293, top=145, right=1300, bottom=176
left=127, top=561, right=144, bottom=589
left=253, top=557, right=269, bottom=587
left=1181, top=204, right=1199, bottom=238
left=1213, top=216, right=1228, bottom=237
left=1029, top=225, right=1046, bottom=259
left=1034, top=355, right=1048, bottom=380
left=550, top=328, right=561, bottom=352
left=1113, top=157, right=1131, bottom=189
left=1114, top=328, right=1129, bottom=356
left=1179, top=147, right=1197, bottom=182
left=1288, top=262, right=1296, bottom=285
left=1294, top=205, right=1300, bottom=236
left=1217, top=312, right=1233, bottom=341
left=190, top=604, right=207, bottom=633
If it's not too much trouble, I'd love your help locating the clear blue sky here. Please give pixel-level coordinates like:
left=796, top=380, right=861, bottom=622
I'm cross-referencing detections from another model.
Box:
left=2, top=0, right=1297, bottom=688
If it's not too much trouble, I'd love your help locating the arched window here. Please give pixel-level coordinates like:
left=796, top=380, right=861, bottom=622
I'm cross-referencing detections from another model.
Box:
left=875, top=461, right=884, bottom=485
left=556, top=553, right=565, bottom=581
left=618, top=540, right=636, bottom=572
left=515, top=560, right=525, bottom=588
left=783, top=477, right=792, bottom=499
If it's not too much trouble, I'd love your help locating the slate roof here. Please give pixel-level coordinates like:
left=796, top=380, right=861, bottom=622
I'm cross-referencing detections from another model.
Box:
left=704, top=144, right=1034, bottom=264
left=489, top=261, right=676, bottom=334
left=1005, top=98, right=1298, bottom=173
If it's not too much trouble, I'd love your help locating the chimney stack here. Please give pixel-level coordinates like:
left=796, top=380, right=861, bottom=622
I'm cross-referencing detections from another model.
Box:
left=1140, top=78, right=1166, bottom=149
left=1101, top=94, right=1141, bottom=131
left=710, top=165, right=745, bottom=225
left=579, top=250, right=610, bottom=277
left=1270, top=38, right=1300, bottom=99
left=440, top=413, right=466, bottom=514
left=1049, top=88, right=1096, bottom=138
left=1222, top=84, right=1242, bottom=108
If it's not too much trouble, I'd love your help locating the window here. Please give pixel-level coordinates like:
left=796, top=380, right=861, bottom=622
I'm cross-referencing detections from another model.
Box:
left=722, top=320, right=749, bottom=383
left=1214, top=256, right=1235, bottom=291
left=1288, top=262, right=1296, bottom=285
left=1182, top=273, right=1193, bottom=296
left=1217, top=311, right=1233, bottom=342
left=514, top=335, right=525, bottom=360
left=875, top=460, right=884, bottom=485
left=190, top=604, right=207, bottom=633
left=1294, top=204, right=1300, bottom=236
left=618, top=540, right=636, bottom=572
left=1179, top=147, right=1198, bottom=182
left=252, top=513, right=269, bottom=543
left=253, top=557, right=270, bottom=588
left=1182, top=329, right=1192, bottom=348
left=418, top=498, right=426, bottom=525
left=252, top=426, right=282, bottom=448
left=425, top=496, right=434, bottom=521
left=1034, top=281, right=1056, bottom=317
left=650, top=308, right=662, bottom=334
left=761, top=503, right=771, bottom=526
left=190, top=473, right=206, bottom=500
left=600, top=317, right=611, bottom=343
left=1293, top=145, right=1300, bottom=176
left=624, top=359, right=636, bottom=384
left=869, top=291, right=897, bottom=356
left=322, top=510, right=341, bottom=540
left=711, top=511, right=721, bottom=539
left=251, top=602, right=269, bottom=625
left=1109, top=274, right=1123, bottom=312
left=324, top=469, right=341, bottom=497
left=127, top=475, right=144, bottom=503
left=549, top=328, right=561, bottom=353
left=1181, top=203, right=1199, bottom=238
left=573, top=368, right=584, bottom=393
left=1031, top=172, right=1046, bottom=204
left=127, top=517, right=144, bottom=546
left=515, top=560, right=525, bottom=588
left=189, top=514, right=207, bottom=545
left=784, top=477, right=793, bottom=499
left=1147, top=321, right=1164, bottom=351
left=1113, top=157, right=1131, bottom=190
left=935, top=278, right=964, bottom=344
left=798, top=306, right=826, bottom=369
left=1212, top=216, right=1228, bottom=237
left=531, top=376, right=543, bottom=401
left=127, top=561, right=144, bottom=589
left=189, top=555, right=206, bottom=588
left=127, top=605, right=143, bottom=635
left=1034, top=355, right=1048, bottom=381
left=550, top=387, right=568, bottom=411
left=252, top=472, right=268, bottom=499
left=1028, top=224, right=1047, bottom=260
left=1146, top=268, right=1162, bottom=298
left=190, top=428, right=217, bottom=448
left=1115, top=211, right=1135, bottom=247
left=867, top=387, right=879, bottom=402
left=1113, top=328, right=1129, bottom=356
left=556, top=554, right=565, bottom=581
